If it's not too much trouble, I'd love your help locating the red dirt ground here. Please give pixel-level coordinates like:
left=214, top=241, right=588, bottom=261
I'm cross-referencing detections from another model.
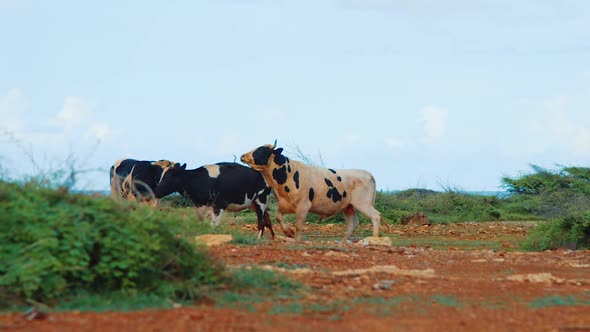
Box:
left=2, top=222, right=590, bottom=332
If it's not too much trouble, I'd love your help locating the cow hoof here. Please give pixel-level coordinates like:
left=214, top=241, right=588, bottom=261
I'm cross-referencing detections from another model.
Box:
left=283, top=228, right=295, bottom=238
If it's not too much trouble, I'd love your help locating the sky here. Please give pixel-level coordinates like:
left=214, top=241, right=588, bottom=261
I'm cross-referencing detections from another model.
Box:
left=1, top=0, right=589, bottom=191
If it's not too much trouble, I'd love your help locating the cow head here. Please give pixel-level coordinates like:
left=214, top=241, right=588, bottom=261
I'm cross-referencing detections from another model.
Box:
left=151, top=160, right=178, bottom=184
left=241, top=141, right=284, bottom=171
left=154, top=163, right=186, bottom=198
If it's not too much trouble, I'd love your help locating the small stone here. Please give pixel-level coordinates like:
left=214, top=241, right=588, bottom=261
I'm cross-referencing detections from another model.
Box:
left=355, top=236, right=392, bottom=247
left=194, top=234, right=233, bottom=247
left=324, top=250, right=349, bottom=258
left=372, top=279, right=397, bottom=290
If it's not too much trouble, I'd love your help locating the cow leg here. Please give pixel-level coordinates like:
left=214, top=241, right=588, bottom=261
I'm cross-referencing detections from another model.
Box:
left=342, top=205, right=359, bottom=244
left=253, top=203, right=266, bottom=239
left=212, top=208, right=224, bottom=226
left=354, top=205, right=382, bottom=237
left=263, top=210, right=275, bottom=239
left=276, top=213, right=295, bottom=238
left=253, top=199, right=275, bottom=240
left=294, top=206, right=310, bottom=241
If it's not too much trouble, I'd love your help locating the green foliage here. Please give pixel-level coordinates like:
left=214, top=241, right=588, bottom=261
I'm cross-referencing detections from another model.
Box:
left=502, top=165, right=590, bottom=196
left=374, top=189, right=506, bottom=224
left=502, top=165, right=590, bottom=250
left=520, top=212, right=590, bottom=251
left=0, top=180, right=224, bottom=306
left=501, top=165, right=590, bottom=218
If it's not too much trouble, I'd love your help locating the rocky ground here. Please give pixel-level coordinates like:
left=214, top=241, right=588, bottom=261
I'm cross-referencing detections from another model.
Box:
left=2, top=221, right=590, bottom=332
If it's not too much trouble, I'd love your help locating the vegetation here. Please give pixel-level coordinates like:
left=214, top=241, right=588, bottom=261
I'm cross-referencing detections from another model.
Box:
left=0, top=180, right=224, bottom=307
left=502, top=165, right=590, bottom=250
left=1, top=152, right=589, bottom=313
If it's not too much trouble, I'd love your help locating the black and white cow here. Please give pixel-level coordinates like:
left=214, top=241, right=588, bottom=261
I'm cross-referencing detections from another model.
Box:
left=110, top=158, right=177, bottom=205
left=154, top=162, right=275, bottom=239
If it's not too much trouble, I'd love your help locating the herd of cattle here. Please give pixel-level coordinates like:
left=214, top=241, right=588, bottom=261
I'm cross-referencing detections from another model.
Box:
left=109, top=142, right=382, bottom=242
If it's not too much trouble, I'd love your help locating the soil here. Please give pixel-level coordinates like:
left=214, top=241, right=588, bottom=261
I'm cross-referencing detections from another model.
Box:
left=2, top=221, right=590, bottom=332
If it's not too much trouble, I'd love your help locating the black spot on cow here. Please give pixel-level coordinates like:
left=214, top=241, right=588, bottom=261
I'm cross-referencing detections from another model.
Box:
left=343, top=191, right=347, bottom=198
left=287, top=164, right=291, bottom=173
left=272, top=166, right=288, bottom=185
left=329, top=169, right=337, bottom=174
left=293, top=171, right=300, bottom=189
left=284, top=186, right=290, bottom=193
left=253, top=146, right=273, bottom=166
left=325, top=178, right=333, bottom=187
left=327, top=187, right=342, bottom=203
left=274, top=154, right=286, bottom=166
left=337, top=176, right=342, bottom=182
left=309, top=188, right=314, bottom=201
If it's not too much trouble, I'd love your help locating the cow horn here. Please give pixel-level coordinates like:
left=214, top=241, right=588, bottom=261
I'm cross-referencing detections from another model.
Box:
left=272, top=139, right=277, bottom=149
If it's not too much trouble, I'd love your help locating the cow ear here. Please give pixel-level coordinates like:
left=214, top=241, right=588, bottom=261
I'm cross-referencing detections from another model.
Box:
left=180, top=163, right=187, bottom=170
left=273, top=148, right=283, bottom=155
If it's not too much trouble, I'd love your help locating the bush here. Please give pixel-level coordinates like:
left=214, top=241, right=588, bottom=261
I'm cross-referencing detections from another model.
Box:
left=374, top=190, right=505, bottom=224
left=0, top=180, right=224, bottom=306
left=502, top=165, right=590, bottom=218
left=521, top=212, right=590, bottom=251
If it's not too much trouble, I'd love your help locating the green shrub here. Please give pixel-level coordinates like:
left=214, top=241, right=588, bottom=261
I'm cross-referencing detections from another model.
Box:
left=521, top=212, right=590, bottom=251
left=0, top=180, right=224, bottom=305
left=374, top=190, right=506, bottom=224
left=502, top=165, right=590, bottom=218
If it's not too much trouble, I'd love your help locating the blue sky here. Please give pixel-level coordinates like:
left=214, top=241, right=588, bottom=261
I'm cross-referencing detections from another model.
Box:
left=1, top=0, right=589, bottom=191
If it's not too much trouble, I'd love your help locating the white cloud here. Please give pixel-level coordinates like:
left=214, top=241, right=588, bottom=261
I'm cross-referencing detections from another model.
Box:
left=574, top=127, right=590, bottom=154
left=0, top=88, right=25, bottom=133
left=527, top=96, right=590, bottom=158
left=55, top=97, right=94, bottom=130
left=256, top=107, right=285, bottom=122
left=420, top=105, right=448, bottom=142
left=345, top=134, right=360, bottom=144
left=384, top=136, right=406, bottom=149
left=87, top=123, right=111, bottom=143
left=215, top=133, right=246, bottom=160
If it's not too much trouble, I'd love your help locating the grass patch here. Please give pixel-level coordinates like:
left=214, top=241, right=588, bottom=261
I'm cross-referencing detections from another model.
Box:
left=529, top=295, right=590, bottom=309
left=230, top=231, right=260, bottom=245
left=215, top=266, right=305, bottom=310
left=388, top=237, right=507, bottom=250
left=430, top=295, right=463, bottom=307
left=263, top=295, right=466, bottom=318
left=273, top=262, right=312, bottom=270
left=285, top=243, right=351, bottom=252
left=53, top=291, right=186, bottom=312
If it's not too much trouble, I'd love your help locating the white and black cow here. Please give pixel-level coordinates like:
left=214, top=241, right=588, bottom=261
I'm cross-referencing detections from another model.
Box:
left=154, top=162, right=275, bottom=239
left=110, top=159, right=177, bottom=205
left=241, top=142, right=382, bottom=242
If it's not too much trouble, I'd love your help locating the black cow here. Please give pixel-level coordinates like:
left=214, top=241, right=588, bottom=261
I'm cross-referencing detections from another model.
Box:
left=154, top=162, right=275, bottom=239
left=110, top=158, right=177, bottom=205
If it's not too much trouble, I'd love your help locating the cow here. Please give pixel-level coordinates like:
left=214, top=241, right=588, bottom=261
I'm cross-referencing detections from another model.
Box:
left=110, top=159, right=177, bottom=205
left=154, top=162, right=275, bottom=239
left=240, top=141, right=382, bottom=242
